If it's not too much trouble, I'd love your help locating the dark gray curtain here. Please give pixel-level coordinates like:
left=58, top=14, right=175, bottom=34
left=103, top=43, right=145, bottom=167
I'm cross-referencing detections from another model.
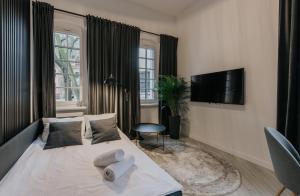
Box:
left=86, top=15, right=140, bottom=135
left=277, top=0, right=300, bottom=152
left=32, top=2, right=56, bottom=120
left=159, top=34, right=178, bottom=76
left=0, top=0, right=30, bottom=145
left=159, top=34, right=178, bottom=128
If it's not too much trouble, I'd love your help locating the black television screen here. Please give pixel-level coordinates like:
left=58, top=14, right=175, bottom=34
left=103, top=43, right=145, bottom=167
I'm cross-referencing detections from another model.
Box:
left=191, top=68, right=245, bottom=105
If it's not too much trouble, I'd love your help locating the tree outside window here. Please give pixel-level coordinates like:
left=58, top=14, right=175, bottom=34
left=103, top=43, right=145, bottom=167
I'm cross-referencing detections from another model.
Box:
left=54, top=32, right=80, bottom=102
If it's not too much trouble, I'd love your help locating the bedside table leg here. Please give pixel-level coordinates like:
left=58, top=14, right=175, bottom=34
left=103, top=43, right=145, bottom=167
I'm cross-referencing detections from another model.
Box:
left=163, top=134, right=165, bottom=150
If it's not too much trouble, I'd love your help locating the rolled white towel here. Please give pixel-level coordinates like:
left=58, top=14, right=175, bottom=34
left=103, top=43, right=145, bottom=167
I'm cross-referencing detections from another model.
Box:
left=94, top=149, right=125, bottom=167
left=103, top=155, right=135, bottom=182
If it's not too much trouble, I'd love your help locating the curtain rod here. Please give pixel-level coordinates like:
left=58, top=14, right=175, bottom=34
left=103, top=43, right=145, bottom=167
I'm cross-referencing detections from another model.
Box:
left=54, top=8, right=160, bottom=37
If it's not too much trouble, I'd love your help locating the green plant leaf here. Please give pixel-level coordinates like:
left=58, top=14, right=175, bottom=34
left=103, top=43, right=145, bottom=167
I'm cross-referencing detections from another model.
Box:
left=155, top=75, right=189, bottom=116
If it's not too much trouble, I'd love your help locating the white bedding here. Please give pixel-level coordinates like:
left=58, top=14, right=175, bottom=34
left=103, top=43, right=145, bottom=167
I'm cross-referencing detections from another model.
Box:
left=0, top=130, right=182, bottom=196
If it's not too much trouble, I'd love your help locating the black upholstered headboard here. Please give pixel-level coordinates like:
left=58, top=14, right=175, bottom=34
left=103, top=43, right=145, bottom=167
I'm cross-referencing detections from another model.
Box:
left=0, top=120, right=43, bottom=180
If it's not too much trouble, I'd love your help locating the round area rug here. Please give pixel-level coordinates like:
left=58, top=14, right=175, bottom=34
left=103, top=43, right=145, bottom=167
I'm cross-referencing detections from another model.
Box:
left=138, top=137, right=241, bottom=196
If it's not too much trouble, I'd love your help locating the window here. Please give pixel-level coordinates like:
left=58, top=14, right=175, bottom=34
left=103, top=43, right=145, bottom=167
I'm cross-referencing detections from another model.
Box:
left=54, top=32, right=81, bottom=102
left=139, top=47, right=156, bottom=103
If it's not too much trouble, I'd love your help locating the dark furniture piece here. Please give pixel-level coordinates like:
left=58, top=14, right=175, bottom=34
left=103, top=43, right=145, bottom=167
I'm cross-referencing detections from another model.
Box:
left=132, top=123, right=166, bottom=150
left=0, top=120, right=43, bottom=180
left=168, top=191, right=182, bottom=196
left=264, top=127, right=300, bottom=196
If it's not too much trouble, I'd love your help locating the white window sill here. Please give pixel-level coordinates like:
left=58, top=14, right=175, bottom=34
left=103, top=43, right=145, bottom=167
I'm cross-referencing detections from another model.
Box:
left=141, top=103, right=158, bottom=107
left=56, top=106, right=87, bottom=113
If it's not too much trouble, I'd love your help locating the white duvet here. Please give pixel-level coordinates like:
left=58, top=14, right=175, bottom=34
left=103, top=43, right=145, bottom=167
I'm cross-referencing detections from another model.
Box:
left=0, top=130, right=182, bottom=196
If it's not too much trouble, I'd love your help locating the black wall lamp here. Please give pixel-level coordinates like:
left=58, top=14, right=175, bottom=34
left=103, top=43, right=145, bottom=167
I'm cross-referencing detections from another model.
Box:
left=104, top=74, right=129, bottom=102
left=103, top=74, right=116, bottom=86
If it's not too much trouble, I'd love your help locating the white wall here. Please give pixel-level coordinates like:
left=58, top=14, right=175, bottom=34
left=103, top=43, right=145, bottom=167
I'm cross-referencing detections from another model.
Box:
left=177, top=0, right=279, bottom=169
left=141, top=106, right=159, bottom=123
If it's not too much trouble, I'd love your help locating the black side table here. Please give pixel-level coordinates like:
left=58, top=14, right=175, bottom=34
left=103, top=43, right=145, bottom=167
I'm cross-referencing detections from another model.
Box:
left=132, top=123, right=166, bottom=150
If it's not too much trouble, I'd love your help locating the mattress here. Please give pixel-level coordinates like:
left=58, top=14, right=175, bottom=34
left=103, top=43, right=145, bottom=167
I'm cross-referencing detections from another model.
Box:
left=0, top=130, right=182, bottom=196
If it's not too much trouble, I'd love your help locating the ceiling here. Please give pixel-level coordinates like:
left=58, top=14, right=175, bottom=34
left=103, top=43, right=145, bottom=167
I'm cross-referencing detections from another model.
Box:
left=50, top=0, right=198, bottom=21
left=126, top=0, right=198, bottom=17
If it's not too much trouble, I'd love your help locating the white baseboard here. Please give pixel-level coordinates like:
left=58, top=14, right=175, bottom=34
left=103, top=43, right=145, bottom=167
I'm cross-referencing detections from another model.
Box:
left=192, top=137, right=274, bottom=171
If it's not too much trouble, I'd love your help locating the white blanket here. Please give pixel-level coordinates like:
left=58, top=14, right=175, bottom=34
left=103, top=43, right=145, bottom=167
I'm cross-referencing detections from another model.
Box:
left=0, top=130, right=182, bottom=196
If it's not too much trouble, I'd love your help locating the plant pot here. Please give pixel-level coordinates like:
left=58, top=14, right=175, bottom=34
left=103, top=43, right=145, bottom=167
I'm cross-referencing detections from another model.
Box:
left=169, top=115, right=181, bottom=139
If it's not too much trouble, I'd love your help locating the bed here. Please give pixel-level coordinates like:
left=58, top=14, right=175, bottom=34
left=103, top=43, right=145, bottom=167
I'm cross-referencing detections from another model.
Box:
left=0, top=120, right=182, bottom=196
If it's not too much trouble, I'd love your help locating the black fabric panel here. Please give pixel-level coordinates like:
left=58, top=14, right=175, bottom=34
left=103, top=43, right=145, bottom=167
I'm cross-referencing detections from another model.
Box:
left=277, top=0, right=300, bottom=152
left=86, top=15, right=141, bottom=135
left=158, top=34, right=178, bottom=126
left=0, top=0, right=31, bottom=145
left=0, top=120, right=43, bottom=180
left=32, top=1, right=56, bottom=120
left=159, top=34, right=178, bottom=77
left=44, top=121, right=82, bottom=150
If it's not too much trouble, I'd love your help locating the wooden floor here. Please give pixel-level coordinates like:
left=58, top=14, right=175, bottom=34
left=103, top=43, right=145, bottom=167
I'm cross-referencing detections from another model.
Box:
left=183, top=137, right=293, bottom=196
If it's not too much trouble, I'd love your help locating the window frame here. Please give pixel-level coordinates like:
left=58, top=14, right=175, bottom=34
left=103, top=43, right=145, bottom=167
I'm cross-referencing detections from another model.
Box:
left=139, top=40, right=159, bottom=105
left=54, top=30, right=83, bottom=106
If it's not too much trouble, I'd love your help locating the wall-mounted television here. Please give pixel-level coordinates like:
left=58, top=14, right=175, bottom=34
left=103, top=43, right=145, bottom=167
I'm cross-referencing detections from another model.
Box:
left=191, top=68, right=245, bottom=105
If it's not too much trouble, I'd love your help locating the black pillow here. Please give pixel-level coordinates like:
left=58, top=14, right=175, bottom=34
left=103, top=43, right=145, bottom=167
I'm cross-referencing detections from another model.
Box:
left=90, top=117, right=121, bottom=144
left=44, top=121, right=82, bottom=150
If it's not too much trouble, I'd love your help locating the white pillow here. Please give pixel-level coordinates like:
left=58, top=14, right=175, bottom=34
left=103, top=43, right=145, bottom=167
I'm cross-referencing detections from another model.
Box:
left=84, top=113, right=117, bottom=139
left=41, top=117, right=85, bottom=142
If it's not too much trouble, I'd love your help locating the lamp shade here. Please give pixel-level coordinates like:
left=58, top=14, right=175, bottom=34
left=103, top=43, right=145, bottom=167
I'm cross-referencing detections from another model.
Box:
left=104, top=74, right=116, bottom=86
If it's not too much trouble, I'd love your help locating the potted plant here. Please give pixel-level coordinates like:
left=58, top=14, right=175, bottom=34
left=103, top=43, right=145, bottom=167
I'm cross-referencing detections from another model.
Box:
left=156, top=75, right=189, bottom=139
